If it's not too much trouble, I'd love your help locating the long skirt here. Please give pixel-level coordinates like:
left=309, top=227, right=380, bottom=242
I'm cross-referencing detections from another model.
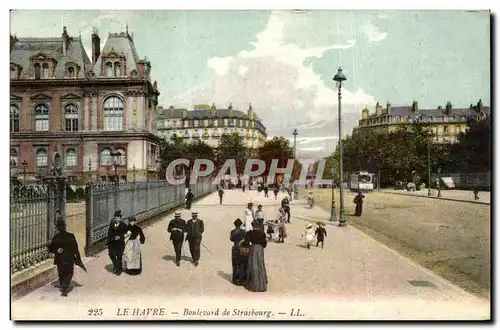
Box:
left=355, top=203, right=363, bottom=216
left=245, top=245, right=268, bottom=292
left=123, top=238, right=142, bottom=275
left=232, top=246, right=248, bottom=286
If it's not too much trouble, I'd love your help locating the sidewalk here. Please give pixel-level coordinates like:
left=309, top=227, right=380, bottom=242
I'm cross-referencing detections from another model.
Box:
left=11, top=189, right=489, bottom=320
left=380, top=188, right=490, bottom=205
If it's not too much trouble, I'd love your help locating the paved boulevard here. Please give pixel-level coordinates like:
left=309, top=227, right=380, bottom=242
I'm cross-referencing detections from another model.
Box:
left=11, top=189, right=489, bottom=320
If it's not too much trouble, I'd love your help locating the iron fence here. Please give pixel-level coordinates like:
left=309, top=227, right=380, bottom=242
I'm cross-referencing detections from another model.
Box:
left=431, top=172, right=490, bottom=189
left=85, top=177, right=215, bottom=254
left=10, top=178, right=66, bottom=273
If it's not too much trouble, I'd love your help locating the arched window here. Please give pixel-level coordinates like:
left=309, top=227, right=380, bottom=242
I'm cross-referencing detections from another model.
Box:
left=34, top=63, right=41, bottom=79
left=10, top=105, right=19, bottom=133
left=105, top=62, right=113, bottom=77
left=67, top=66, right=75, bottom=78
left=113, top=62, right=121, bottom=77
left=116, top=148, right=126, bottom=165
left=42, top=63, right=50, bottom=78
left=65, top=149, right=77, bottom=167
left=64, top=103, right=79, bottom=132
left=102, top=96, right=124, bottom=131
left=35, top=104, right=49, bottom=131
left=36, top=148, right=48, bottom=167
left=100, top=149, right=112, bottom=165
left=10, top=149, right=18, bottom=167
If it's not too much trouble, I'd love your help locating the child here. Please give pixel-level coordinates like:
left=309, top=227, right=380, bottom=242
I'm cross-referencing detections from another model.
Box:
left=315, top=222, right=327, bottom=248
left=266, top=220, right=275, bottom=240
left=302, top=223, right=315, bottom=249
left=276, top=208, right=287, bottom=243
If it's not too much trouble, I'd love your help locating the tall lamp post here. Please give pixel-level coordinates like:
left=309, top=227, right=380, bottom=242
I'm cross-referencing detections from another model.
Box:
left=437, top=166, right=442, bottom=197
left=292, top=128, right=298, bottom=199
left=21, top=160, right=27, bottom=186
left=132, top=163, right=136, bottom=183
left=333, top=67, right=347, bottom=227
left=88, top=158, right=92, bottom=182
left=329, top=165, right=337, bottom=222
left=427, top=139, right=432, bottom=196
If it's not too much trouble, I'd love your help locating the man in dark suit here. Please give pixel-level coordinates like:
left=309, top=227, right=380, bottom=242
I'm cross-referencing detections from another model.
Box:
left=48, top=218, right=84, bottom=297
left=186, top=211, right=204, bottom=266
left=185, top=189, right=194, bottom=210
left=167, top=211, right=187, bottom=266
left=106, top=210, right=128, bottom=275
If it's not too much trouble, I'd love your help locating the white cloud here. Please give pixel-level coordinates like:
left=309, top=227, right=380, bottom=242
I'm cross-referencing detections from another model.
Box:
left=362, top=22, right=388, bottom=43
left=207, top=56, right=233, bottom=76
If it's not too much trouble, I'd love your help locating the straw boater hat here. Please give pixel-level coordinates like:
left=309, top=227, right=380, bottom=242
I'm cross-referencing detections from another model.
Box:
left=318, top=222, right=325, bottom=227
left=306, top=223, right=313, bottom=229
left=174, top=211, right=181, bottom=217
left=191, top=211, right=198, bottom=216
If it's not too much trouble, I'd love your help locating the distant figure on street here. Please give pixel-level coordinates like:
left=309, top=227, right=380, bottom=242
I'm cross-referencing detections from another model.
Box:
left=186, top=211, right=204, bottom=266
left=230, top=218, right=248, bottom=286
left=218, top=188, right=225, bottom=204
left=243, top=203, right=254, bottom=232
left=122, top=217, right=145, bottom=275
left=302, top=223, right=315, bottom=249
left=281, top=197, right=291, bottom=223
left=106, top=210, right=128, bottom=275
left=263, top=184, right=269, bottom=198
left=185, top=189, right=194, bottom=210
left=245, top=221, right=268, bottom=292
left=315, top=222, right=327, bottom=249
left=276, top=208, right=287, bottom=243
left=167, top=212, right=187, bottom=266
left=353, top=191, right=365, bottom=216
left=49, top=218, right=85, bottom=297
left=273, top=186, right=279, bottom=200
left=254, top=205, right=265, bottom=232
left=473, top=186, right=480, bottom=200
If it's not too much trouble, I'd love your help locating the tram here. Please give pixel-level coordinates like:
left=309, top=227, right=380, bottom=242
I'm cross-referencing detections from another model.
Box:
left=349, top=171, right=375, bottom=192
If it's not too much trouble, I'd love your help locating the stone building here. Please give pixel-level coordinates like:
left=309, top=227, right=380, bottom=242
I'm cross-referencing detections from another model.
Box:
left=354, top=99, right=490, bottom=144
left=156, top=103, right=267, bottom=149
left=10, top=27, right=160, bottom=184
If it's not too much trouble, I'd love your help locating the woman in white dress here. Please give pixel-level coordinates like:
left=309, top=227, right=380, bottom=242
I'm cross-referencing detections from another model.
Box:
left=302, top=223, right=315, bottom=249
left=122, top=217, right=146, bottom=275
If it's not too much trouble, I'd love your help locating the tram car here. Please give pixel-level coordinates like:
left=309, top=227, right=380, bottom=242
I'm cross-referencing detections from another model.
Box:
left=349, top=171, right=375, bottom=192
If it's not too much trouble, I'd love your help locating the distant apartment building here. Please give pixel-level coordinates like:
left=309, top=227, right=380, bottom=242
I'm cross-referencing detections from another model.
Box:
left=354, top=99, right=490, bottom=144
left=156, top=103, right=267, bottom=148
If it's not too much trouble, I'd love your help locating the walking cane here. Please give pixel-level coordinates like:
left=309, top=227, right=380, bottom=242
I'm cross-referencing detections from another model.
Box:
left=200, top=241, right=214, bottom=255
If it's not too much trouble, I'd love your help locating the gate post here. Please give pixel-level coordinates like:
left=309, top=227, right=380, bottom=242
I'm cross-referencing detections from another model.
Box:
left=85, top=183, right=94, bottom=256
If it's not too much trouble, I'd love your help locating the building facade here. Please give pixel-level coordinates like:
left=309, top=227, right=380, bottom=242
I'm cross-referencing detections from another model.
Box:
left=156, top=103, right=267, bottom=148
left=10, top=27, right=161, bottom=184
left=354, top=99, right=490, bottom=144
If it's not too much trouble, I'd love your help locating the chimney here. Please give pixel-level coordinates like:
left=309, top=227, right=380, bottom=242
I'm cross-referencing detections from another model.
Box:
left=477, top=99, right=483, bottom=114
left=446, top=101, right=452, bottom=115
left=386, top=101, right=392, bottom=115
left=91, top=27, right=101, bottom=64
left=247, top=103, right=253, bottom=117
left=62, top=26, right=69, bottom=56
left=169, top=105, right=175, bottom=116
left=412, top=101, right=418, bottom=113
left=183, top=108, right=188, bottom=118
left=228, top=103, right=233, bottom=110
left=375, top=102, right=381, bottom=117
left=361, top=106, right=369, bottom=120
left=211, top=103, right=216, bottom=110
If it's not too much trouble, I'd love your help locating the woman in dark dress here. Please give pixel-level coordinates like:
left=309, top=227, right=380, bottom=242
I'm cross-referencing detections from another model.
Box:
left=245, top=220, right=268, bottom=292
left=354, top=192, right=365, bottom=216
left=123, top=217, right=146, bottom=275
left=230, top=218, right=248, bottom=285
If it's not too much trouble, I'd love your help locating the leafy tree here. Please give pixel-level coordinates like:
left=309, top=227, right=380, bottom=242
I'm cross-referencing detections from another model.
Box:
left=257, top=137, right=299, bottom=182
left=216, top=133, right=247, bottom=173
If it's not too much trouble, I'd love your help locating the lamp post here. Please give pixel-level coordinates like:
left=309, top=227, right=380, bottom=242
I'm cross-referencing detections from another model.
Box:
left=329, top=165, right=337, bottom=222
left=21, top=160, right=27, bottom=186
left=110, top=149, right=122, bottom=183
left=437, top=166, right=442, bottom=197
left=132, top=163, right=136, bottom=183
left=333, top=67, right=347, bottom=227
left=427, top=139, right=432, bottom=196
left=88, top=158, right=92, bottom=182
left=292, top=128, right=298, bottom=199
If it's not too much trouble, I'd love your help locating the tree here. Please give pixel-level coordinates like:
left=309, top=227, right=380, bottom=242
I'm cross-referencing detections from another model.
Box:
left=216, top=133, right=247, bottom=173
left=257, top=137, right=298, bottom=182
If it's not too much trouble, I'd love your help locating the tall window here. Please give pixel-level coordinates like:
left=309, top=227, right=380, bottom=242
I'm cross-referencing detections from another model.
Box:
left=105, top=62, right=113, bottom=77
left=65, top=149, right=77, bottom=167
left=100, top=149, right=112, bottom=165
left=113, top=62, right=120, bottom=77
left=10, top=149, right=18, bottom=167
left=67, top=66, right=75, bottom=78
left=103, top=96, right=124, bottom=131
left=34, top=63, right=41, bottom=79
left=42, top=63, right=50, bottom=78
left=36, top=149, right=48, bottom=167
left=64, top=103, right=79, bottom=132
left=10, top=105, right=19, bottom=133
left=35, top=104, right=49, bottom=131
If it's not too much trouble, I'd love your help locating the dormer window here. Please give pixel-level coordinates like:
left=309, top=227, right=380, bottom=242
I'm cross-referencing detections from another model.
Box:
left=113, top=62, right=121, bottom=77
left=42, top=63, right=50, bottom=78
left=67, top=66, right=75, bottom=78
left=106, top=62, right=113, bottom=77
left=34, top=63, right=41, bottom=79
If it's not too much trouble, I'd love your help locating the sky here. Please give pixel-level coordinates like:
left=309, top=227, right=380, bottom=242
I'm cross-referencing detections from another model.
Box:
left=10, top=10, right=491, bottom=159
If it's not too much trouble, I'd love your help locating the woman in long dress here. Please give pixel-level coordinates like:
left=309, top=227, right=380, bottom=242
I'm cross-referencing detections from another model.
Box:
left=230, top=218, right=248, bottom=285
left=276, top=208, right=287, bottom=243
left=245, top=220, right=268, bottom=292
left=122, top=217, right=145, bottom=275
left=255, top=205, right=265, bottom=232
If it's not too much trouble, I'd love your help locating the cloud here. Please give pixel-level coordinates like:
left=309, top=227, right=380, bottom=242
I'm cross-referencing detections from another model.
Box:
left=362, top=22, right=388, bottom=43
left=168, top=11, right=380, bottom=158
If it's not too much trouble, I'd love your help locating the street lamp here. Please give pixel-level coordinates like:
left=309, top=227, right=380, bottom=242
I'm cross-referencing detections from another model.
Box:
left=88, top=158, right=92, bottom=182
left=437, top=166, right=442, bottom=197
left=329, top=165, right=337, bottom=222
left=132, top=163, right=136, bottom=183
left=292, top=128, right=299, bottom=199
left=333, top=67, right=347, bottom=227
left=427, top=139, right=432, bottom=196
left=21, top=160, right=27, bottom=186
left=110, top=149, right=122, bottom=182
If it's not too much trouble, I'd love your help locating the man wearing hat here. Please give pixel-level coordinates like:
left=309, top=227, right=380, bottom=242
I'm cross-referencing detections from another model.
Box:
left=315, top=222, right=327, bottom=249
left=106, top=210, right=128, bottom=275
left=167, top=211, right=187, bottom=266
left=48, top=217, right=84, bottom=297
left=186, top=211, right=204, bottom=266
